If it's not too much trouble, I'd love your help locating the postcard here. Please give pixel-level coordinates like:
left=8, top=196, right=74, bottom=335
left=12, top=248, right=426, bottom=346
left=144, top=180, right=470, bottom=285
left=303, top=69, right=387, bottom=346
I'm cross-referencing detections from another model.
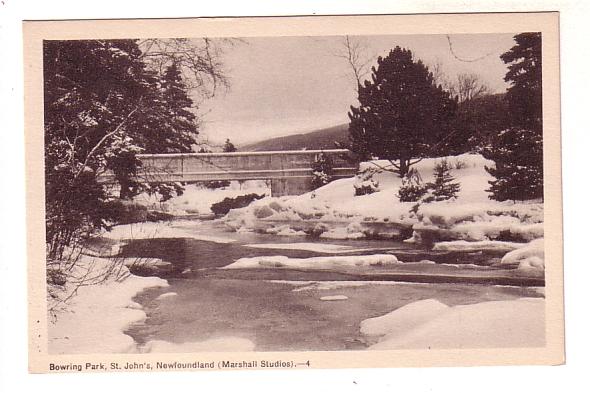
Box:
left=24, top=12, right=563, bottom=373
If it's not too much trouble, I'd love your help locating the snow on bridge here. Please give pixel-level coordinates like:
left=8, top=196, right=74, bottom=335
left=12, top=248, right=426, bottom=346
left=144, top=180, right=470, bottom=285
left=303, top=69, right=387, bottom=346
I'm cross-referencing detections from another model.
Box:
left=98, top=149, right=359, bottom=196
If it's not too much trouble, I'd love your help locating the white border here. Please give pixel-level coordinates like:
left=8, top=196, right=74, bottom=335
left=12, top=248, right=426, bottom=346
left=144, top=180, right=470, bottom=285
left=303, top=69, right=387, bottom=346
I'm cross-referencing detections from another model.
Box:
left=1, top=1, right=588, bottom=392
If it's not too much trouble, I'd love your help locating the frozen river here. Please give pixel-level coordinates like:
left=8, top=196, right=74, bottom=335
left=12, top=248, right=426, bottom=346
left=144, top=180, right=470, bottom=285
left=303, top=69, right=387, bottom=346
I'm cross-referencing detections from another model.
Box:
left=121, top=220, right=544, bottom=352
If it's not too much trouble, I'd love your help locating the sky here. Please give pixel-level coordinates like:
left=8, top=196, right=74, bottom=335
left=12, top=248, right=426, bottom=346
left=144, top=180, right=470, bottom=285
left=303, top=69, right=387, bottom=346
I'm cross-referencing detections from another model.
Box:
left=196, top=33, right=518, bottom=146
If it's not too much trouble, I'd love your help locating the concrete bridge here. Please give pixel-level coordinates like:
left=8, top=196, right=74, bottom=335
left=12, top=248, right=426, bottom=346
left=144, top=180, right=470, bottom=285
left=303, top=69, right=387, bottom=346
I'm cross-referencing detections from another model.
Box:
left=98, top=149, right=359, bottom=196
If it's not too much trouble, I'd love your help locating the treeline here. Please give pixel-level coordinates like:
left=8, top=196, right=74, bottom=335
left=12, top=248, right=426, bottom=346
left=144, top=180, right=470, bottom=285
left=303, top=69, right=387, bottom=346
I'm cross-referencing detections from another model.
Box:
left=347, top=33, right=543, bottom=202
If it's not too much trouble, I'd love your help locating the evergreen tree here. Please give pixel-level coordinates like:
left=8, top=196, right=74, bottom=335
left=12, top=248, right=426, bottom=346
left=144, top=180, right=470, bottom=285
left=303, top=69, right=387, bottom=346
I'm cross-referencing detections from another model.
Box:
left=310, top=152, right=334, bottom=190
left=426, top=159, right=461, bottom=201
left=348, top=46, right=458, bottom=178
left=133, top=63, right=199, bottom=153
left=223, top=138, right=237, bottom=152
left=43, top=40, right=201, bottom=258
left=353, top=168, right=380, bottom=196
left=44, top=39, right=153, bottom=258
left=501, top=33, right=543, bottom=134
left=484, top=33, right=543, bottom=201
left=454, top=93, right=510, bottom=151
left=483, top=127, right=543, bottom=201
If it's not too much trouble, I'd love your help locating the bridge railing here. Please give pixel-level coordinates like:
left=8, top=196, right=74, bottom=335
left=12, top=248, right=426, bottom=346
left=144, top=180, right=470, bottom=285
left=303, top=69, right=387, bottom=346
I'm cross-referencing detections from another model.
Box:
left=97, top=149, right=359, bottom=184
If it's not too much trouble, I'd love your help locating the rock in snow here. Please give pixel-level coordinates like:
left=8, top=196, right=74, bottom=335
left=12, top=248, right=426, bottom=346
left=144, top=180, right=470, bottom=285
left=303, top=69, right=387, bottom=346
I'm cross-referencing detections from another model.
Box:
left=501, top=238, right=545, bottom=272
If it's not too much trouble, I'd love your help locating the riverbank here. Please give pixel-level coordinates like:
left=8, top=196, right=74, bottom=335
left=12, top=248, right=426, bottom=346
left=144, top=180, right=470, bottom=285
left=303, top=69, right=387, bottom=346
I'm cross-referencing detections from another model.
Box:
left=48, top=218, right=546, bottom=354
left=221, top=154, right=544, bottom=274
left=361, top=297, right=545, bottom=349
left=47, top=254, right=257, bottom=354
left=47, top=152, right=546, bottom=353
left=47, top=255, right=168, bottom=354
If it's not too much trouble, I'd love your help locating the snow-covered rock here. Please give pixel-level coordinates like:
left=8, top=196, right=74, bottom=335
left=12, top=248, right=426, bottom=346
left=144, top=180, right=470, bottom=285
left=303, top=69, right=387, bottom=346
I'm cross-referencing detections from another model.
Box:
left=433, top=240, right=526, bottom=252
left=221, top=254, right=399, bottom=270
left=501, top=238, right=545, bottom=272
left=133, top=180, right=270, bottom=216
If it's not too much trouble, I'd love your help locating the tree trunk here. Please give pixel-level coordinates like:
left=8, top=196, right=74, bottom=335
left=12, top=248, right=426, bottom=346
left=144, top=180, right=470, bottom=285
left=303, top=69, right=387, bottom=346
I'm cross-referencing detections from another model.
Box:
left=398, top=157, right=409, bottom=178
left=119, top=179, right=133, bottom=200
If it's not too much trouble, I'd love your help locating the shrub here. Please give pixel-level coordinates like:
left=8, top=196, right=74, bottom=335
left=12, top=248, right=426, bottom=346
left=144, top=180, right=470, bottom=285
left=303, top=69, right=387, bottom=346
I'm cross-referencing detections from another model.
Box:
left=354, top=167, right=380, bottom=196
left=103, top=200, right=148, bottom=225
left=203, top=180, right=231, bottom=189
left=424, top=159, right=461, bottom=202
left=452, top=158, right=468, bottom=170
left=211, top=193, right=265, bottom=216
left=397, top=168, right=428, bottom=202
left=310, top=152, right=334, bottom=190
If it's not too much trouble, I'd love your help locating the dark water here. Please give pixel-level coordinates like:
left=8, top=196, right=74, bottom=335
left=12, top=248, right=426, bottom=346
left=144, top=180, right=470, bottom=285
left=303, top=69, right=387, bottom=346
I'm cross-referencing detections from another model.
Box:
left=121, top=220, right=544, bottom=352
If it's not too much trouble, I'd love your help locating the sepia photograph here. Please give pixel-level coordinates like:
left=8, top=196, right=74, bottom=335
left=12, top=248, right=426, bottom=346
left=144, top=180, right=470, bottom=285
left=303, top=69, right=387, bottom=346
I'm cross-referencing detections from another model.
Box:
left=23, top=13, right=563, bottom=372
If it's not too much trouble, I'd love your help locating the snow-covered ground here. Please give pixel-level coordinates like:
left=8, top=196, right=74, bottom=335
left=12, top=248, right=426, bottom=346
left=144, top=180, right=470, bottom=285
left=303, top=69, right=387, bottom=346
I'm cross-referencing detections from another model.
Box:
left=221, top=154, right=545, bottom=271
left=48, top=255, right=169, bottom=354
left=48, top=154, right=545, bottom=354
left=102, top=220, right=236, bottom=244
left=361, top=297, right=545, bottom=349
left=133, top=180, right=269, bottom=216
left=47, top=254, right=256, bottom=354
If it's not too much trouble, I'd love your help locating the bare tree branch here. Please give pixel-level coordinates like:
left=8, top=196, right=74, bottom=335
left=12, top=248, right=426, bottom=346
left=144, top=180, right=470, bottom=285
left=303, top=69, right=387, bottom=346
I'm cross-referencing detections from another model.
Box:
left=455, top=72, right=490, bottom=102
left=138, top=38, right=241, bottom=101
left=331, top=36, right=376, bottom=93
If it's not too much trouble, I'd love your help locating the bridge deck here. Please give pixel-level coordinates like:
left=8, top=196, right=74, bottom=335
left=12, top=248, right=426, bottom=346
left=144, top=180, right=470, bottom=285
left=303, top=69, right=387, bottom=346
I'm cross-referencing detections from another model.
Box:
left=98, top=149, right=358, bottom=185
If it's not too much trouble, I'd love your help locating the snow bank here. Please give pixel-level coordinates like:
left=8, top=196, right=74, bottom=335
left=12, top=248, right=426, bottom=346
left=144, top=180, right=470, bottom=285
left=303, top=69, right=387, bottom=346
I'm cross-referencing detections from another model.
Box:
left=221, top=254, right=399, bottom=270
left=48, top=256, right=168, bottom=354
left=415, top=201, right=543, bottom=242
left=319, top=222, right=367, bottom=239
left=501, top=238, right=545, bottom=272
left=222, top=154, right=544, bottom=248
left=102, top=221, right=236, bottom=243
left=142, top=337, right=255, bottom=353
left=433, top=240, right=526, bottom=252
left=361, top=299, right=449, bottom=337
left=133, top=180, right=270, bottom=216
left=363, top=298, right=545, bottom=350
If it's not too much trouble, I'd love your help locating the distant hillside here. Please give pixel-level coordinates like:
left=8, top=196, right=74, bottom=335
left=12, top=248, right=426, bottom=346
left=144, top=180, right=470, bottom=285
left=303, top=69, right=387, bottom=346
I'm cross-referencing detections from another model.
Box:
left=240, top=124, right=349, bottom=152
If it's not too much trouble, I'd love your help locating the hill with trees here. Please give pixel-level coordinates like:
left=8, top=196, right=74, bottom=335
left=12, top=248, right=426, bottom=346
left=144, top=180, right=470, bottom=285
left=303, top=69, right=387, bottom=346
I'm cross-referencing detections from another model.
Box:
left=240, top=123, right=349, bottom=152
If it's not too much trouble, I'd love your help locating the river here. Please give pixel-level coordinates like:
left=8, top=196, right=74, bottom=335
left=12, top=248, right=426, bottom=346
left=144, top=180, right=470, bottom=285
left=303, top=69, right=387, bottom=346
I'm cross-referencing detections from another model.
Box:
left=121, top=219, right=544, bottom=352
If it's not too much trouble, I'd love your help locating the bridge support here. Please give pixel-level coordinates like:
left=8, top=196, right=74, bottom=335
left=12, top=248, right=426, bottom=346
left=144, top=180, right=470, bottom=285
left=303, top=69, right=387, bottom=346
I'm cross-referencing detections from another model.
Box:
left=270, top=177, right=312, bottom=197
